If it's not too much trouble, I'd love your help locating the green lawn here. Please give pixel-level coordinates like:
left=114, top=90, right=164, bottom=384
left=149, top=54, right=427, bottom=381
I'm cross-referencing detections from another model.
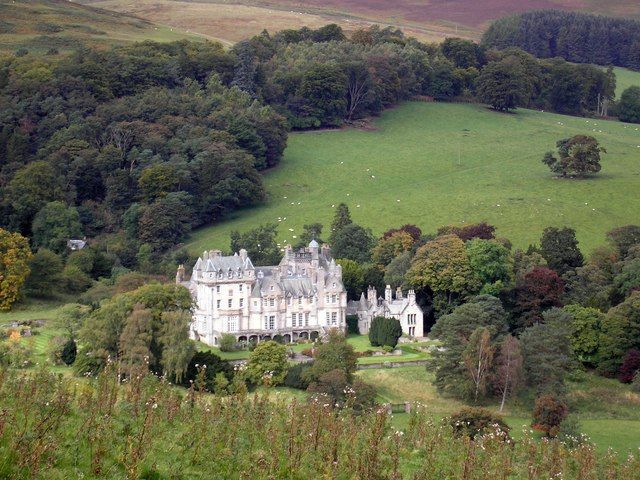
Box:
left=187, top=101, right=640, bottom=257
left=197, top=334, right=433, bottom=364
left=614, top=67, right=640, bottom=98
left=0, top=298, right=72, bottom=373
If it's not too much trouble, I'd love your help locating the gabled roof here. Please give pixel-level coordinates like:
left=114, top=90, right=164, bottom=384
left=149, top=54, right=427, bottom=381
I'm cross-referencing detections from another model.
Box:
left=200, top=254, right=254, bottom=273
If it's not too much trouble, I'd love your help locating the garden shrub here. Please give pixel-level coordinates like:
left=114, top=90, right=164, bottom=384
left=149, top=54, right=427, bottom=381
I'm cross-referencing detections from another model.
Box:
left=448, top=407, right=511, bottom=440
left=181, top=351, right=233, bottom=391
left=219, top=334, right=238, bottom=352
left=532, top=394, right=569, bottom=437
left=346, top=315, right=360, bottom=335
left=369, top=316, right=403, bottom=348
left=284, top=362, right=313, bottom=390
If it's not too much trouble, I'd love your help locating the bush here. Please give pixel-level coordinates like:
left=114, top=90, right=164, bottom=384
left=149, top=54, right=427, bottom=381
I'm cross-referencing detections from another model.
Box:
left=61, top=339, right=77, bottom=366
left=246, top=341, right=289, bottom=386
left=47, top=336, right=67, bottom=365
left=369, top=316, right=402, bottom=348
left=219, top=334, right=238, bottom=353
left=284, top=362, right=313, bottom=390
left=308, top=369, right=376, bottom=411
left=382, top=345, right=394, bottom=353
left=618, top=349, right=640, bottom=383
left=532, top=394, right=568, bottom=437
left=557, top=415, right=588, bottom=447
left=448, top=407, right=511, bottom=440
left=181, top=351, right=233, bottom=391
left=301, top=348, right=314, bottom=358
left=632, top=371, right=640, bottom=393
left=346, top=314, right=360, bottom=335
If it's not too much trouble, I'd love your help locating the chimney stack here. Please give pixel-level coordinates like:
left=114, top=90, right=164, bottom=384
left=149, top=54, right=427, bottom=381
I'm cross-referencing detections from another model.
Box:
left=367, top=286, right=377, bottom=303
left=385, top=285, right=392, bottom=303
left=396, top=287, right=403, bottom=300
left=408, top=289, right=416, bottom=304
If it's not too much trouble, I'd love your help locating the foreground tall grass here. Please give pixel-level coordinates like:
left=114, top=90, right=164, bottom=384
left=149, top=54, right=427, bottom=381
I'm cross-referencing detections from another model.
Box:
left=0, top=366, right=638, bottom=479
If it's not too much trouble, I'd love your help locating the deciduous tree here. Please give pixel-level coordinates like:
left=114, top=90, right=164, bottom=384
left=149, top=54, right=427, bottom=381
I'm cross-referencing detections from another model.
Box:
left=463, top=327, right=495, bottom=403
left=0, top=229, right=31, bottom=311
left=493, top=334, right=523, bottom=412
left=407, top=235, right=477, bottom=307
left=542, top=135, right=606, bottom=177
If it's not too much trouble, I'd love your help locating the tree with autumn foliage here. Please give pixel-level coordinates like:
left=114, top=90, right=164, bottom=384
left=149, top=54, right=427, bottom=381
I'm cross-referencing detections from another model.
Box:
left=437, top=222, right=496, bottom=241
left=532, top=394, right=569, bottom=437
left=407, top=234, right=477, bottom=310
left=618, top=349, right=640, bottom=383
left=513, top=267, right=565, bottom=331
left=372, top=231, right=415, bottom=267
left=0, top=228, right=32, bottom=311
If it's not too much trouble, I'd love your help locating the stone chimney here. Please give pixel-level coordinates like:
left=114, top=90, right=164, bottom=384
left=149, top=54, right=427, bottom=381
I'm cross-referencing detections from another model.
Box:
left=408, top=289, right=416, bottom=304
left=385, top=285, right=392, bottom=303
left=175, top=264, right=185, bottom=284
left=396, top=287, right=403, bottom=301
left=367, top=286, right=377, bottom=303
left=321, top=243, right=330, bottom=258
left=202, top=250, right=209, bottom=260
left=239, top=248, right=248, bottom=261
left=211, top=249, right=222, bottom=258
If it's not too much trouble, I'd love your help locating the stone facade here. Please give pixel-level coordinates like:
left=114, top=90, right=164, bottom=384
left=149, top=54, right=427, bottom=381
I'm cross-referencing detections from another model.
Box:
left=346, top=285, right=424, bottom=338
left=179, top=241, right=347, bottom=347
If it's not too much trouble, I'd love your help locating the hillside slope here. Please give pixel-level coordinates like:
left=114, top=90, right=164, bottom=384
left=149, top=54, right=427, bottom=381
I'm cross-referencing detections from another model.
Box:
left=186, top=102, right=640, bottom=255
left=78, top=0, right=640, bottom=44
left=0, top=0, right=203, bottom=54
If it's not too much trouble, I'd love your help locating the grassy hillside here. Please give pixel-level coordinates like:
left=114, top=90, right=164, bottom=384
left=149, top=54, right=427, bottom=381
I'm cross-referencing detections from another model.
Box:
left=0, top=0, right=203, bottom=54
left=615, top=67, right=640, bottom=97
left=79, top=0, right=640, bottom=44
left=186, top=101, right=640, bottom=256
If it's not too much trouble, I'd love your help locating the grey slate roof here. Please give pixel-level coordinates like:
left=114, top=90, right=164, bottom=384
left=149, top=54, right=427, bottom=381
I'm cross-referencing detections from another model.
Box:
left=199, top=254, right=254, bottom=273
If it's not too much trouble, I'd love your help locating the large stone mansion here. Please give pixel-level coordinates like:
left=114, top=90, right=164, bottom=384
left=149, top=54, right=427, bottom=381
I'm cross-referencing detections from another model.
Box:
left=178, top=241, right=348, bottom=346
left=178, top=241, right=425, bottom=347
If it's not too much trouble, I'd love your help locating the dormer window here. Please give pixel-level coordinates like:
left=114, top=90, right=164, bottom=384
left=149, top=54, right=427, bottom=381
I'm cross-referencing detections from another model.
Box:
left=270, top=285, right=274, bottom=291
left=332, top=282, right=336, bottom=288
left=228, top=270, right=233, bottom=278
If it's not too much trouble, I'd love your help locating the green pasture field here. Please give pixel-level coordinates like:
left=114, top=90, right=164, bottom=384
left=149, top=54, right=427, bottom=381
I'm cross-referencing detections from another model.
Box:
left=614, top=67, right=640, bottom=97
left=187, top=101, right=640, bottom=256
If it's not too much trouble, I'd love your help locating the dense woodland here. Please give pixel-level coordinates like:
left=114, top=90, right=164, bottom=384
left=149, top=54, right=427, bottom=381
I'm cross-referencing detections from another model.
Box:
left=482, top=10, right=640, bottom=70
left=0, top=24, right=629, bottom=288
